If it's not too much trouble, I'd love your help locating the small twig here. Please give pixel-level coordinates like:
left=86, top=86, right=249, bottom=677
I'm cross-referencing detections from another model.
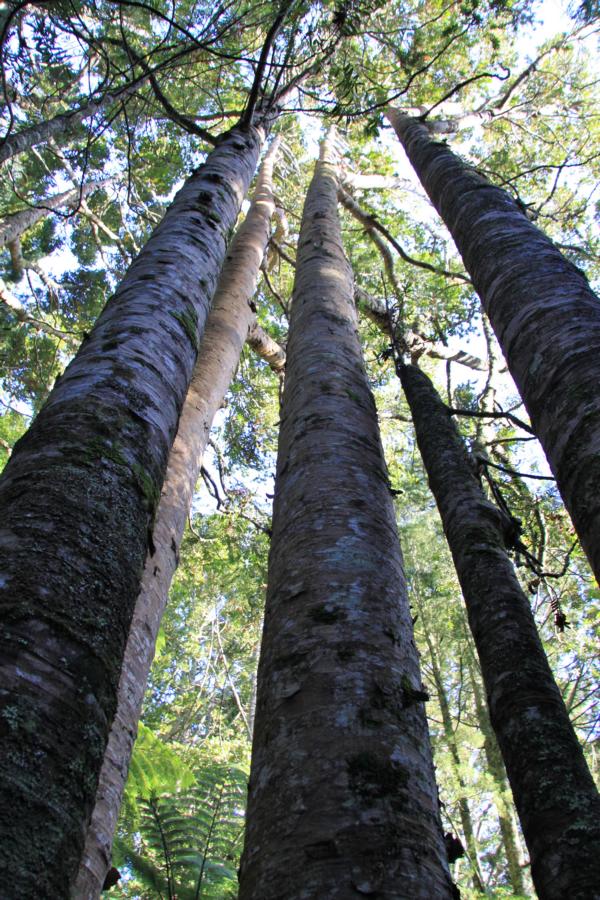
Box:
left=539, top=539, right=580, bottom=580
left=241, top=0, right=297, bottom=127
left=187, top=516, right=215, bottom=542
left=261, top=265, right=289, bottom=316
left=480, top=458, right=555, bottom=482
left=448, top=406, right=534, bottom=435
left=214, top=618, right=252, bottom=741
left=338, top=186, right=471, bottom=284
left=269, top=237, right=296, bottom=268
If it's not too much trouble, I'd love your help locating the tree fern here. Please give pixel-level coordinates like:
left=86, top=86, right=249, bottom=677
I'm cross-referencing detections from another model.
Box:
left=114, top=764, right=246, bottom=899
left=120, top=723, right=196, bottom=832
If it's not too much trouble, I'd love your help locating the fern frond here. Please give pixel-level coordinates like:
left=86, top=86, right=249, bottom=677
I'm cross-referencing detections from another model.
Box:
left=118, top=763, right=247, bottom=899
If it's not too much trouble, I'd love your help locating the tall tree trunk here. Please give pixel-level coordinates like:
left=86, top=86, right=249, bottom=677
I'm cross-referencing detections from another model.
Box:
left=0, top=80, right=145, bottom=165
left=238, top=132, right=453, bottom=899
left=0, top=118, right=269, bottom=897
left=70, top=138, right=282, bottom=899
left=0, top=180, right=107, bottom=247
left=397, top=361, right=600, bottom=900
left=387, top=110, right=600, bottom=586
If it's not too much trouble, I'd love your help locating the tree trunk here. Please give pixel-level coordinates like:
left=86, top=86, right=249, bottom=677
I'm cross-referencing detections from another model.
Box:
left=0, top=180, right=107, bottom=247
left=68, top=137, right=282, bottom=900
left=387, top=110, right=600, bottom=586
left=238, top=133, right=453, bottom=900
left=397, top=361, right=600, bottom=900
left=0, top=119, right=267, bottom=897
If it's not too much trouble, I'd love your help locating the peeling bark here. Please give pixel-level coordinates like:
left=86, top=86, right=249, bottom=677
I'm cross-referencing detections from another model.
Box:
left=398, top=362, right=600, bottom=900
left=0, top=121, right=267, bottom=896
left=239, top=134, right=453, bottom=899
left=70, top=138, right=281, bottom=900
left=387, top=110, right=600, bottom=585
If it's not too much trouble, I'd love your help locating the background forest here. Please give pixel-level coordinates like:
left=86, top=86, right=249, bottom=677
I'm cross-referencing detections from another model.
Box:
left=0, top=0, right=598, bottom=896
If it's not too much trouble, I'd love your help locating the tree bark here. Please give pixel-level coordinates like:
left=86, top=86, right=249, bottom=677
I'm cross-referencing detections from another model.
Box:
left=0, top=119, right=267, bottom=897
left=0, top=180, right=107, bottom=247
left=397, top=361, right=600, bottom=900
left=246, top=319, right=286, bottom=372
left=70, top=137, right=281, bottom=899
left=387, top=109, right=600, bottom=586
left=239, top=132, right=453, bottom=900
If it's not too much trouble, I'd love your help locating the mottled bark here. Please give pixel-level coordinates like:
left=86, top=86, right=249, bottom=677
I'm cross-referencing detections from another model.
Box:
left=71, top=138, right=281, bottom=900
left=0, top=121, right=267, bottom=897
left=398, top=362, right=600, bottom=900
left=0, top=180, right=107, bottom=248
left=239, top=134, right=453, bottom=900
left=387, top=110, right=600, bottom=585
left=0, top=81, right=143, bottom=165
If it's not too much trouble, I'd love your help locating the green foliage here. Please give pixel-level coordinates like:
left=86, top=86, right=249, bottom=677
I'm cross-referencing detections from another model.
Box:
left=142, top=513, right=268, bottom=746
left=113, top=764, right=246, bottom=900
left=0, top=408, right=27, bottom=471
left=120, top=723, right=197, bottom=830
left=0, top=306, right=63, bottom=410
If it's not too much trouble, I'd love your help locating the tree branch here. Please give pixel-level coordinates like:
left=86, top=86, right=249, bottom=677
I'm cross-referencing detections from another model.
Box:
left=448, top=406, right=534, bottom=435
left=338, top=185, right=471, bottom=283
